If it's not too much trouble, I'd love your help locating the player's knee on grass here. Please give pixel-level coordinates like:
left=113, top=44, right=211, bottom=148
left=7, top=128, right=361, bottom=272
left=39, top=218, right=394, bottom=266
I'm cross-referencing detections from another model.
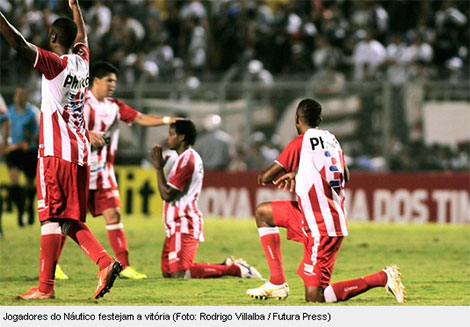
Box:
left=305, top=286, right=326, bottom=303
left=255, top=202, right=275, bottom=228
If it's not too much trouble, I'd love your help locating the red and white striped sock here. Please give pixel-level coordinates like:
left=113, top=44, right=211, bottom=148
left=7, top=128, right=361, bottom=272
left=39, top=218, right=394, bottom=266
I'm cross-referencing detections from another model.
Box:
left=259, top=227, right=286, bottom=285
left=38, top=223, right=62, bottom=293
left=65, top=221, right=113, bottom=270
left=189, top=263, right=241, bottom=278
left=324, top=271, right=387, bottom=302
left=106, top=223, right=129, bottom=268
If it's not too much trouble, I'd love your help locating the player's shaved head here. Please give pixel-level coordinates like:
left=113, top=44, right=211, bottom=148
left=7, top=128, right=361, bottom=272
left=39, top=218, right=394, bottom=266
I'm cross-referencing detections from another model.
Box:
left=51, top=18, right=77, bottom=50
left=91, top=61, right=119, bottom=82
left=296, top=98, right=322, bottom=127
left=171, top=120, right=197, bottom=145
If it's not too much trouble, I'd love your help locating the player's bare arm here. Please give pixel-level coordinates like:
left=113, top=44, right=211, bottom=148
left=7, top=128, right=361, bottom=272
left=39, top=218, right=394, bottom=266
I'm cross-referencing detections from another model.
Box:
left=68, top=0, right=87, bottom=47
left=134, top=114, right=183, bottom=127
left=258, top=162, right=286, bottom=185
left=273, top=170, right=296, bottom=193
left=0, top=11, right=37, bottom=64
left=150, top=144, right=180, bottom=201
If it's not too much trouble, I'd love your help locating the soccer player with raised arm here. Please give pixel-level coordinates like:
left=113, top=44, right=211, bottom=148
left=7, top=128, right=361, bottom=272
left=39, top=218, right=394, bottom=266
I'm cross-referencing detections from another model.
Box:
left=150, top=120, right=261, bottom=279
left=56, top=61, right=182, bottom=280
left=1, top=0, right=121, bottom=300
left=247, top=98, right=406, bottom=303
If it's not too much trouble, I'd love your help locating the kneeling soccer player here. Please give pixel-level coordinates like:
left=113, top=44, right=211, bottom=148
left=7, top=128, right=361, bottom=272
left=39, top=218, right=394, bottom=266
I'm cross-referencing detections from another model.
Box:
left=247, top=98, right=406, bottom=303
left=151, top=120, right=262, bottom=279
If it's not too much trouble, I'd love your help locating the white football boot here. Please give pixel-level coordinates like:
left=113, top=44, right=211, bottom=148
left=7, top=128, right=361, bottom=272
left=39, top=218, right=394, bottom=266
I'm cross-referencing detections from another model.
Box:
left=247, top=281, right=289, bottom=300
left=383, top=264, right=406, bottom=303
left=234, top=258, right=262, bottom=279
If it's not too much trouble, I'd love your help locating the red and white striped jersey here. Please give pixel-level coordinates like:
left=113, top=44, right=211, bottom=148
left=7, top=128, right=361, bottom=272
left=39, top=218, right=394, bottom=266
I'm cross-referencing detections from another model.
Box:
left=83, top=92, right=139, bottom=190
left=164, top=148, right=204, bottom=241
left=33, top=43, right=90, bottom=166
left=276, top=128, right=348, bottom=237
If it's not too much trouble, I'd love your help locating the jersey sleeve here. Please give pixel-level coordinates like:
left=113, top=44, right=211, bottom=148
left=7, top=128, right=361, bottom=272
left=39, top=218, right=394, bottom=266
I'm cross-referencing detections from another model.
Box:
left=114, top=99, right=139, bottom=124
left=275, top=133, right=303, bottom=172
left=72, top=43, right=90, bottom=62
left=167, top=152, right=195, bottom=192
left=33, top=46, right=67, bottom=80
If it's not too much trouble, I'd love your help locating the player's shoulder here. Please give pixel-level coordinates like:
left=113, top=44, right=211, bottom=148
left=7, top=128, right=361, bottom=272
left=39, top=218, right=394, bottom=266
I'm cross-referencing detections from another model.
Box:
left=190, top=147, right=203, bottom=162
left=109, top=98, right=129, bottom=109
left=306, top=127, right=334, bottom=137
left=287, top=132, right=305, bottom=147
left=320, top=128, right=339, bottom=142
left=178, top=148, right=197, bottom=167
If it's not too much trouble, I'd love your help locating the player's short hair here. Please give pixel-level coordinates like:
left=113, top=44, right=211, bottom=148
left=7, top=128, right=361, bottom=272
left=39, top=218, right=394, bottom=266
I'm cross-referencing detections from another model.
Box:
left=51, top=18, right=77, bottom=50
left=90, top=61, right=119, bottom=84
left=171, top=120, right=197, bottom=146
left=297, top=98, right=322, bottom=127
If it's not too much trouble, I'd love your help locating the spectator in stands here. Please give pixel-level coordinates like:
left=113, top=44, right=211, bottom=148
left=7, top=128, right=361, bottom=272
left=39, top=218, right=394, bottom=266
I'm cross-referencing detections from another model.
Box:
left=86, top=1, right=111, bottom=39
left=353, top=29, right=386, bottom=81
left=187, top=16, right=207, bottom=76
left=384, top=34, right=412, bottom=142
left=407, top=34, right=433, bottom=80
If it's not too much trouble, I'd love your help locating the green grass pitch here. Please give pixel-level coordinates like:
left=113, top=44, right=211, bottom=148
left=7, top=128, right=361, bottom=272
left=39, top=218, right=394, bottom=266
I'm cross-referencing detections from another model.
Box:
left=0, top=213, right=469, bottom=306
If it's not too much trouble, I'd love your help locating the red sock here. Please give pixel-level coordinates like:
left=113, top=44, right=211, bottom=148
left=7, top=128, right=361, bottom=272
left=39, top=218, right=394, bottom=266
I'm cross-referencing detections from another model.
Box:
left=38, top=223, right=62, bottom=293
left=259, top=227, right=285, bottom=285
left=66, top=221, right=113, bottom=270
left=106, top=223, right=129, bottom=268
left=331, top=271, right=387, bottom=301
left=189, top=263, right=241, bottom=278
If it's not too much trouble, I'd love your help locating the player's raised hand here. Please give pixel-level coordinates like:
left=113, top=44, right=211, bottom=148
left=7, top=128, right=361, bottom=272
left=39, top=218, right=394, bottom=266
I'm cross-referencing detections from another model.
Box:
left=273, top=171, right=296, bottom=193
left=68, top=0, right=79, bottom=9
left=150, top=144, right=167, bottom=169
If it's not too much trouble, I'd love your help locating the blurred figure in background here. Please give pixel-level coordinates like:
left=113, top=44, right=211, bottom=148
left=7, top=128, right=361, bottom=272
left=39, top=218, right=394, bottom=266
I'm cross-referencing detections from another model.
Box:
left=245, top=131, right=279, bottom=171
left=353, top=29, right=386, bottom=81
left=0, top=93, right=9, bottom=239
left=194, top=114, right=233, bottom=170
left=4, top=86, right=39, bottom=227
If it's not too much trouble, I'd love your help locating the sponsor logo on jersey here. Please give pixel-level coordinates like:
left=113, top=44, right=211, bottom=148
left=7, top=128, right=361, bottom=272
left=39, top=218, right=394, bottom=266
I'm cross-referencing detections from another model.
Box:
left=63, top=74, right=89, bottom=89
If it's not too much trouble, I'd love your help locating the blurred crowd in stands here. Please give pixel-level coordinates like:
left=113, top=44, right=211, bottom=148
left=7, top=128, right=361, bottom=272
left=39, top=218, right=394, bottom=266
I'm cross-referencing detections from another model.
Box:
left=0, top=0, right=468, bottom=172
left=1, top=0, right=468, bottom=84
